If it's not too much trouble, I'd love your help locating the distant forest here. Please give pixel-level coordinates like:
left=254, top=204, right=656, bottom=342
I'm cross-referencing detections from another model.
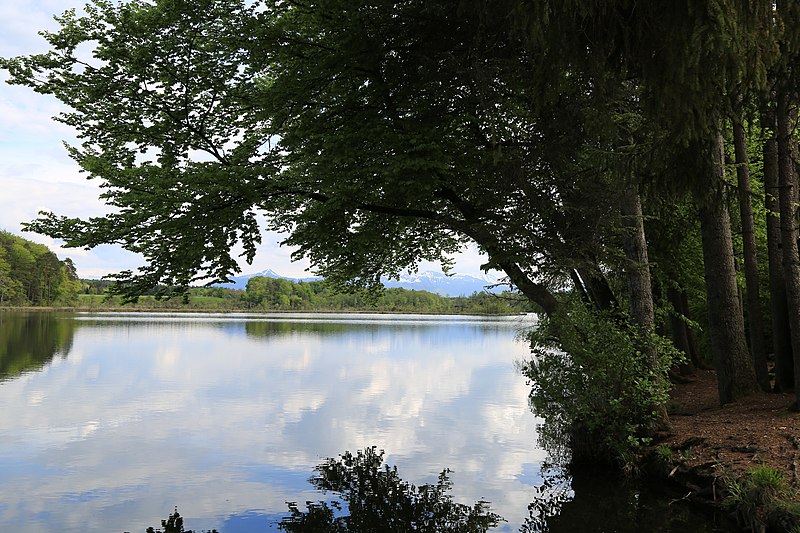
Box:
left=0, top=232, right=528, bottom=314
left=0, top=231, right=80, bottom=306
left=80, top=276, right=532, bottom=315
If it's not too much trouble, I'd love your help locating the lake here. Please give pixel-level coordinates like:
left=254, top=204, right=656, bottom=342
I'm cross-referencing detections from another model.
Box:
left=0, top=311, right=734, bottom=532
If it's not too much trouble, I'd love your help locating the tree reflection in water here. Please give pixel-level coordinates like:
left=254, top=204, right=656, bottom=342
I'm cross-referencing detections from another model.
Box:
left=521, top=463, right=737, bottom=533
left=139, top=450, right=737, bottom=532
left=279, top=447, right=503, bottom=532
left=0, top=312, right=75, bottom=380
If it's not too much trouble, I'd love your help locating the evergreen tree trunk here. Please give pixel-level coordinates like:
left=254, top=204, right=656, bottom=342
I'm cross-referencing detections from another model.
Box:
left=763, top=124, right=794, bottom=392
left=732, top=115, right=770, bottom=391
left=776, top=93, right=800, bottom=408
left=699, top=130, right=758, bottom=405
left=620, top=187, right=671, bottom=430
left=680, top=290, right=706, bottom=370
left=667, top=286, right=695, bottom=376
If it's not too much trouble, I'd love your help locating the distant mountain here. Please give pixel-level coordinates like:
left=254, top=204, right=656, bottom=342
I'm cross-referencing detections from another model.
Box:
left=219, top=269, right=504, bottom=296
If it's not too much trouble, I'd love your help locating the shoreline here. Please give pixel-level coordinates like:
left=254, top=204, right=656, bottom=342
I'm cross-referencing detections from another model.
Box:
left=0, top=305, right=531, bottom=317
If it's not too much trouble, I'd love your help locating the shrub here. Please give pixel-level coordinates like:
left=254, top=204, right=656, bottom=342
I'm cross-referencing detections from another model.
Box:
left=520, top=299, right=675, bottom=467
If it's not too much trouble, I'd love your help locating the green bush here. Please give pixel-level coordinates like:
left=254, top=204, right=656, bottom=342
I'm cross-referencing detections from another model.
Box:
left=520, top=299, right=675, bottom=467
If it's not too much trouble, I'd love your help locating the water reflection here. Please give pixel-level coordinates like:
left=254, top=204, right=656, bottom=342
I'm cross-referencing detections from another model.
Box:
left=0, top=312, right=733, bottom=532
left=521, top=465, right=737, bottom=533
left=0, top=312, right=539, bottom=532
left=245, top=320, right=364, bottom=337
left=0, top=313, right=75, bottom=380
left=279, top=447, right=502, bottom=532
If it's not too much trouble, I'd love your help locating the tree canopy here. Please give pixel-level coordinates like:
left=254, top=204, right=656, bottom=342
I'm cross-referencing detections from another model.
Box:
left=2, top=0, right=614, bottom=313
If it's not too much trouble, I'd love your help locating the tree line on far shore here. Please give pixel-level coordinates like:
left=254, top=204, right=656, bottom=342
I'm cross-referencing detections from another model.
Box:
left=0, top=231, right=80, bottom=306
left=78, top=275, right=532, bottom=315
left=0, top=230, right=529, bottom=315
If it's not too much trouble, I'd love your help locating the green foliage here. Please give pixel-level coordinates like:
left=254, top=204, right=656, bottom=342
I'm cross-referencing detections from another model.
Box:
left=280, top=447, right=502, bottom=533
left=520, top=299, right=676, bottom=466
left=724, top=466, right=800, bottom=533
left=144, top=508, right=217, bottom=533
left=0, top=0, right=584, bottom=314
left=654, top=445, right=673, bottom=463
left=0, top=231, right=80, bottom=306
left=242, top=276, right=529, bottom=314
left=72, top=275, right=531, bottom=314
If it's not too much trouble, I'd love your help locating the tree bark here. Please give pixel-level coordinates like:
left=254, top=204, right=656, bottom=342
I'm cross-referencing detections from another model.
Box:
left=776, top=92, right=800, bottom=407
left=620, top=187, right=671, bottom=429
left=699, top=130, right=758, bottom=405
left=732, top=115, right=770, bottom=391
left=667, top=286, right=695, bottom=376
left=763, top=122, right=794, bottom=392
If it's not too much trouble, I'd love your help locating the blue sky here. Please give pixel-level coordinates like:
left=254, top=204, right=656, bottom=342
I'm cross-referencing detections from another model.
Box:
left=0, top=0, right=492, bottom=280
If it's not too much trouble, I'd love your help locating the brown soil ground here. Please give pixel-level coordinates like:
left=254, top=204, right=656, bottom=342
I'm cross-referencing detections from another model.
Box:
left=660, top=369, right=800, bottom=494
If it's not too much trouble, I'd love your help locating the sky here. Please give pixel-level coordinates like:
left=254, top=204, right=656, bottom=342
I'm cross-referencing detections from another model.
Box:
left=0, top=0, right=492, bottom=280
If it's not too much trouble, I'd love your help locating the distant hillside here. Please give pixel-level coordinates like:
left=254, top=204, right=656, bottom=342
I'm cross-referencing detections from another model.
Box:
left=219, top=269, right=505, bottom=296
left=0, top=231, right=81, bottom=306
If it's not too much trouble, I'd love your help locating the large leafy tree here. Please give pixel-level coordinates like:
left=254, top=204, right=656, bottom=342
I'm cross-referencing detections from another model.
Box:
left=2, top=0, right=677, bottom=313
left=4, top=0, right=581, bottom=312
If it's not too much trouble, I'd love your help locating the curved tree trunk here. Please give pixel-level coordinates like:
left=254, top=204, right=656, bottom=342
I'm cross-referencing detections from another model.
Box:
left=732, top=115, right=770, bottom=391
left=699, top=129, right=758, bottom=405
left=577, top=266, right=619, bottom=312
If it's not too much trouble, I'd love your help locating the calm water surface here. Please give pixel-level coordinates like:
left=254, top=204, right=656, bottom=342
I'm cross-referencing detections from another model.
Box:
left=0, top=312, right=733, bottom=532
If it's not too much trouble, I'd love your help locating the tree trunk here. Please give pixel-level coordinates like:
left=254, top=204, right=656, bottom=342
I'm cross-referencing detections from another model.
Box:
left=680, top=289, right=707, bottom=370
left=577, top=266, right=619, bottom=312
left=763, top=122, right=794, bottom=392
left=776, top=92, right=800, bottom=408
left=699, top=130, right=758, bottom=404
left=732, top=115, right=770, bottom=391
left=667, top=286, right=695, bottom=376
left=620, top=187, right=671, bottom=429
